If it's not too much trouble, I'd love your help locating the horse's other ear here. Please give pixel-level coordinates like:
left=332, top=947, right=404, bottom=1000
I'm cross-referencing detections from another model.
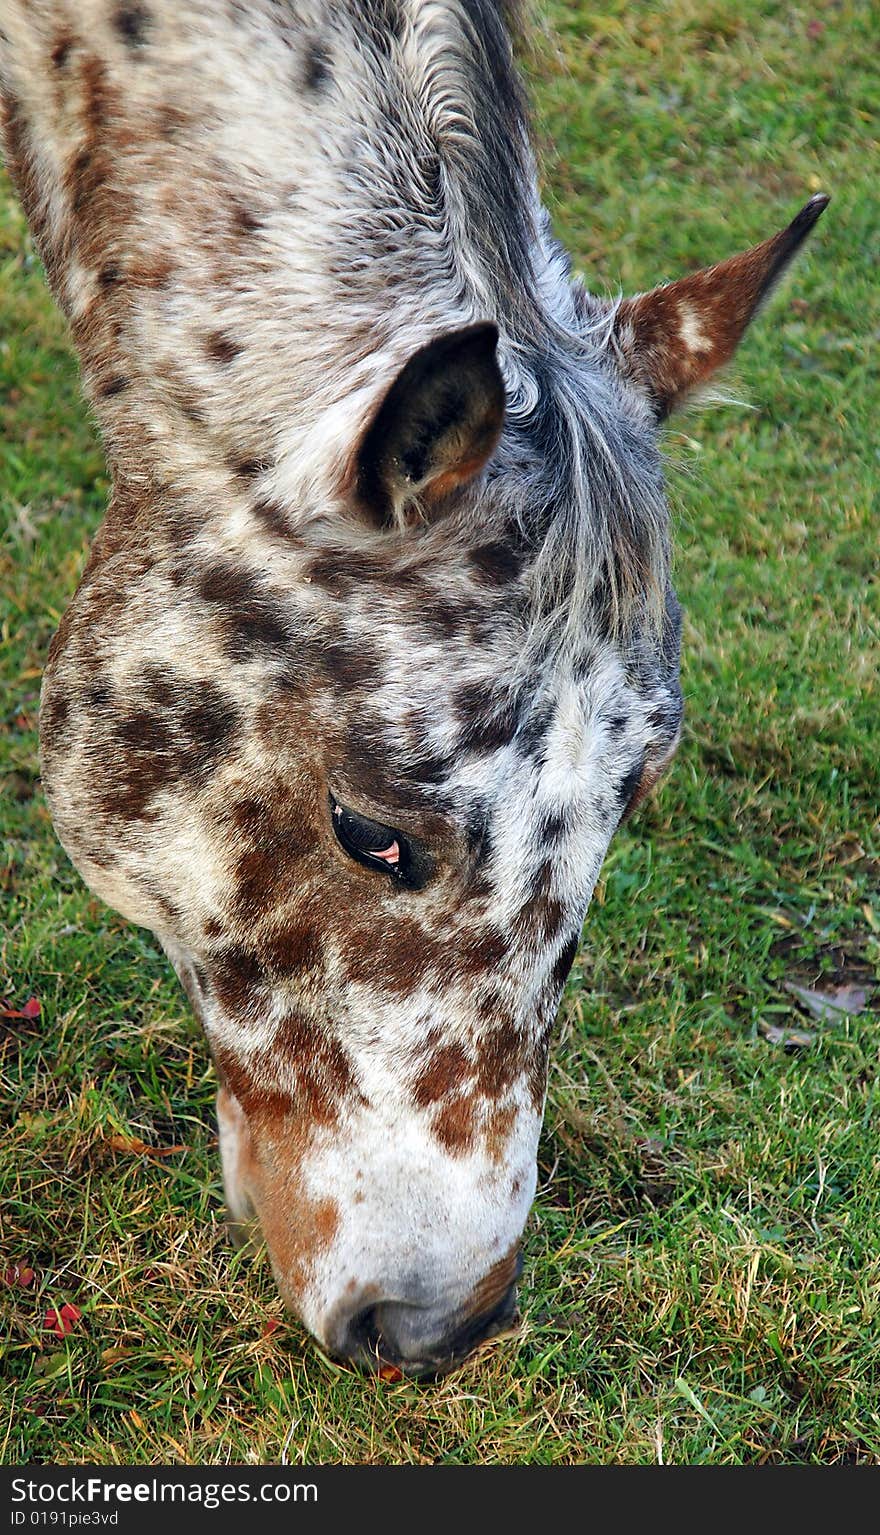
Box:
left=355, top=322, right=505, bottom=525
left=613, top=194, right=830, bottom=420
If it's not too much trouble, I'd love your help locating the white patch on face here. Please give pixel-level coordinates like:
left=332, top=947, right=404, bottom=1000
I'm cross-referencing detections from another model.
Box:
left=678, top=302, right=713, bottom=355
left=537, top=672, right=606, bottom=803
left=294, top=1094, right=541, bottom=1354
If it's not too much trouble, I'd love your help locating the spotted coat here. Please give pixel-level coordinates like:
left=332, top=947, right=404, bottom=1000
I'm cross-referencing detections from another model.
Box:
left=1, top=0, right=826, bottom=1372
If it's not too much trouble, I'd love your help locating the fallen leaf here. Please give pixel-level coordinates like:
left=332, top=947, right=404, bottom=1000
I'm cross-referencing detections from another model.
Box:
left=783, top=981, right=871, bottom=1022
left=262, top=1318, right=282, bottom=1338
left=3, top=1264, right=36, bottom=1288
left=107, top=1134, right=149, bottom=1155
left=0, top=996, right=41, bottom=1021
left=760, top=1020, right=816, bottom=1050
left=44, top=1303, right=82, bottom=1338
left=101, top=1346, right=132, bottom=1365
left=378, top=1364, right=403, bottom=1383
left=106, top=1134, right=187, bottom=1158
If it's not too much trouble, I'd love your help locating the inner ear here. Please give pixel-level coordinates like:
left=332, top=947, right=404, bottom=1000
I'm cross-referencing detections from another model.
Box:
left=355, top=322, right=505, bottom=527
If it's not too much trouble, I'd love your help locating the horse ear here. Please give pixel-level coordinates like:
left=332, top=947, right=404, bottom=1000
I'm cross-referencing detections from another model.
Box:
left=355, top=322, right=505, bottom=525
left=613, top=195, right=830, bottom=419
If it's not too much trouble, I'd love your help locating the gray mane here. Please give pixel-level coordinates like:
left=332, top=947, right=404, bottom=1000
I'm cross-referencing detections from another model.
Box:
left=344, top=0, right=671, bottom=639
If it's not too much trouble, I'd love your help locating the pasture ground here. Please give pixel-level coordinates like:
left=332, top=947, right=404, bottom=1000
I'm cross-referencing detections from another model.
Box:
left=1, top=0, right=878, bottom=1465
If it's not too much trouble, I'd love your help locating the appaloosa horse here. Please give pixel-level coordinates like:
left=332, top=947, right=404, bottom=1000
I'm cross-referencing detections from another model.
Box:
left=1, top=0, right=826, bottom=1375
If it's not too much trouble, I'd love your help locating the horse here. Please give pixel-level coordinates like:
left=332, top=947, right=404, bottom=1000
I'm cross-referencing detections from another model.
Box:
left=0, top=0, right=826, bottom=1375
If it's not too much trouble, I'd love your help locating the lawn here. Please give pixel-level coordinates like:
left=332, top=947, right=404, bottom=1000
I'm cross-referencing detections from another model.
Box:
left=1, top=0, right=878, bottom=1465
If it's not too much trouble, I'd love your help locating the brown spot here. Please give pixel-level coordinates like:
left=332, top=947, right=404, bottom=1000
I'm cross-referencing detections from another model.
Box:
left=513, top=880, right=565, bottom=944
left=233, top=843, right=309, bottom=922
left=225, top=454, right=267, bottom=481
left=476, top=1014, right=522, bottom=1098
left=486, top=1102, right=517, bottom=1162
left=320, top=642, right=383, bottom=692
left=432, top=1093, right=477, bottom=1154
left=341, top=917, right=448, bottom=999
left=95, top=680, right=240, bottom=821
left=527, top=857, right=554, bottom=901
left=468, top=541, right=523, bottom=586
left=231, top=200, right=262, bottom=236
left=252, top=499, right=292, bottom=539
left=258, top=921, right=321, bottom=976
left=550, top=933, right=580, bottom=993
left=226, top=785, right=314, bottom=923
left=453, top=926, right=508, bottom=978
left=96, top=709, right=172, bottom=820
left=209, top=945, right=264, bottom=1020
left=99, top=373, right=129, bottom=397
left=80, top=52, right=113, bottom=138
left=305, top=549, right=382, bottom=591
left=216, top=1086, right=341, bottom=1303
left=416, top=595, right=486, bottom=644
left=303, top=39, right=332, bottom=90
left=478, top=988, right=505, bottom=1019
left=413, top=1043, right=472, bottom=1107
left=229, top=796, right=265, bottom=838
left=51, top=32, right=74, bottom=69
left=245, top=1012, right=364, bottom=1127
left=265, top=1188, right=339, bottom=1302
left=205, top=330, right=242, bottom=365
left=114, top=3, right=152, bottom=47
left=126, top=254, right=173, bottom=289
left=197, top=562, right=292, bottom=657
left=39, top=688, right=70, bottom=748
left=527, top=1029, right=551, bottom=1113
left=455, top=680, right=517, bottom=754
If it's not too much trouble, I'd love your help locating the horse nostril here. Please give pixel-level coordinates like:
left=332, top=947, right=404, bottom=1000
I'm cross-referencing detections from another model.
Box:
left=332, top=1278, right=520, bottom=1377
left=441, top=1277, right=519, bottom=1364
left=347, top=1304, right=384, bottom=1359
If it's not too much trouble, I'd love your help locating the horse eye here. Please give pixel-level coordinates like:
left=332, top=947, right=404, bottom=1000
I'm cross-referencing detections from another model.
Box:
left=330, top=795, right=405, bottom=875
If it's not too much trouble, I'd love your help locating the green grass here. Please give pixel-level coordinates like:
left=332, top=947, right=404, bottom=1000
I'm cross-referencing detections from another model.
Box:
left=1, top=0, right=878, bottom=1465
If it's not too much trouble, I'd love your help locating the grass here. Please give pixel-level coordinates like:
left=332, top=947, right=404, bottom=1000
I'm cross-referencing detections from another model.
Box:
left=1, top=0, right=878, bottom=1465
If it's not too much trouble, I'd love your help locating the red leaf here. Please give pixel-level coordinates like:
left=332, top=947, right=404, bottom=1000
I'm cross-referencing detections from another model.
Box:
left=261, top=1318, right=282, bottom=1337
left=3, top=1264, right=36, bottom=1288
left=0, top=996, right=41, bottom=1021
left=44, top=1303, right=82, bottom=1338
left=378, top=1364, right=403, bottom=1383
